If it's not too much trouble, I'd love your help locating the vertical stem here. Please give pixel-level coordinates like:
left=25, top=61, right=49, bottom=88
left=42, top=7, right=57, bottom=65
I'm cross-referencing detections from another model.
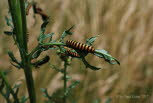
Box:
left=7, top=0, right=36, bottom=102
left=23, top=59, right=36, bottom=103
left=63, top=61, right=67, bottom=103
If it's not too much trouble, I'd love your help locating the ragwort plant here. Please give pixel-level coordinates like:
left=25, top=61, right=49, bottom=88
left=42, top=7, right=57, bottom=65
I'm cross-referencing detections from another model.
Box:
left=0, top=0, right=120, bottom=103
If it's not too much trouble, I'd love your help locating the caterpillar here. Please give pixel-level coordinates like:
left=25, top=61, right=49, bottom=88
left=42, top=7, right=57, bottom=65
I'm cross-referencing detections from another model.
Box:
left=66, top=40, right=95, bottom=53
left=64, top=47, right=80, bottom=57
left=32, top=56, right=50, bottom=68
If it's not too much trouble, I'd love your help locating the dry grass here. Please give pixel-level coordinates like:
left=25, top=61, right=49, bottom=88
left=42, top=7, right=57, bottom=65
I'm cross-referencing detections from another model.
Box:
left=0, top=0, right=153, bottom=103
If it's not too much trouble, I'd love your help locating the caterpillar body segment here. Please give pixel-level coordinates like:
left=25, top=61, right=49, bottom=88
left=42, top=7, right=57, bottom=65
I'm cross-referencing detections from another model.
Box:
left=64, top=47, right=80, bottom=58
left=66, top=49, right=80, bottom=58
left=66, top=40, right=95, bottom=53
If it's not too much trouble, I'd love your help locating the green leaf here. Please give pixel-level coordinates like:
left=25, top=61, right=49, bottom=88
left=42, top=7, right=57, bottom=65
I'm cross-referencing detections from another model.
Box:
left=60, top=25, right=74, bottom=41
left=94, top=49, right=120, bottom=65
left=8, top=51, right=20, bottom=65
left=0, top=79, right=5, bottom=91
left=5, top=88, right=11, bottom=98
left=86, top=35, right=98, bottom=46
left=5, top=16, right=13, bottom=28
left=50, top=64, right=65, bottom=73
left=32, top=55, right=50, bottom=68
left=69, top=80, right=80, bottom=89
left=40, top=88, right=52, bottom=99
left=92, top=98, right=101, bottom=103
left=38, top=19, right=49, bottom=42
left=13, top=84, right=21, bottom=90
left=64, top=80, right=80, bottom=96
left=24, top=1, right=29, bottom=9
left=10, top=62, right=21, bottom=69
left=105, top=98, right=112, bottom=103
left=32, top=49, right=43, bottom=59
left=39, top=33, right=54, bottom=43
left=20, top=96, right=28, bottom=103
left=65, top=25, right=74, bottom=35
left=81, top=57, right=101, bottom=70
left=40, top=88, right=47, bottom=93
left=1, top=69, right=11, bottom=76
left=64, top=75, right=72, bottom=81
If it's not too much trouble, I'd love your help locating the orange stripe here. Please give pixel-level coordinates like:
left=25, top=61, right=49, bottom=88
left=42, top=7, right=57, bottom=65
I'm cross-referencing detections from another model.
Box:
left=88, top=46, right=92, bottom=52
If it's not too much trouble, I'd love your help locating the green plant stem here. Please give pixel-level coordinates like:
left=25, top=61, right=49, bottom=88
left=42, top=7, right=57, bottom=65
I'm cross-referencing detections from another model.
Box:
left=23, top=61, right=36, bottom=103
left=7, top=0, right=36, bottom=102
left=40, top=42, right=66, bottom=46
left=28, top=45, right=39, bottom=59
left=63, top=61, right=67, bottom=103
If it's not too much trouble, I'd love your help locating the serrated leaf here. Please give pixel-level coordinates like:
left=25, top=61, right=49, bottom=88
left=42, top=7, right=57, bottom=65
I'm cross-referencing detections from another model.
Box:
left=81, top=57, right=101, bottom=70
left=94, top=49, right=120, bottom=65
left=86, top=35, right=98, bottom=46
left=39, top=33, right=54, bottom=43
left=60, top=25, right=74, bottom=41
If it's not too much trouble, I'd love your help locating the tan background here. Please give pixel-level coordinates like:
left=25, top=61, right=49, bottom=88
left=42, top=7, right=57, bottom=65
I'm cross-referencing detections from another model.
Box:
left=0, top=0, right=153, bottom=103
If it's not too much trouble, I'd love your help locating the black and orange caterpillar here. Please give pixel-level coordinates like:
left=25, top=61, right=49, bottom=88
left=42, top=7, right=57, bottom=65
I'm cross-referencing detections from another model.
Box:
left=66, top=40, right=95, bottom=53
left=64, top=47, right=80, bottom=57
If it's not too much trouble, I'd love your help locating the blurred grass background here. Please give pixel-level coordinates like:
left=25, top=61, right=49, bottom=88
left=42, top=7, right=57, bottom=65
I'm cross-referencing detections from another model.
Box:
left=0, top=0, right=153, bottom=103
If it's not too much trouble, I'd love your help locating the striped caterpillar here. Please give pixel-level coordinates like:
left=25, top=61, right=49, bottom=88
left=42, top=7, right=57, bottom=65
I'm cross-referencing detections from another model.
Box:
left=66, top=40, right=95, bottom=53
left=64, top=47, right=80, bottom=57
